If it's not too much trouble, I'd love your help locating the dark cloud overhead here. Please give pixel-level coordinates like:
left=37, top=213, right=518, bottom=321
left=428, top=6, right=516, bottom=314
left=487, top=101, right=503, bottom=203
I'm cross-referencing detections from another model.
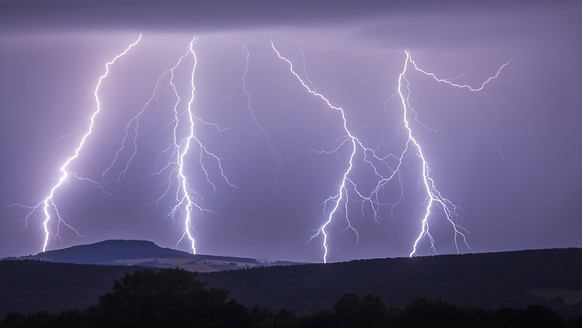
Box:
left=0, top=0, right=578, bottom=33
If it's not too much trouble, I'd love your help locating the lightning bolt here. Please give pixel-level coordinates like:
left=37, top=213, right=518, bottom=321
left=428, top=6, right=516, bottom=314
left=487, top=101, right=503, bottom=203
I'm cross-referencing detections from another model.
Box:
left=143, top=37, right=235, bottom=254
left=272, top=41, right=389, bottom=263
left=171, top=38, right=199, bottom=254
left=272, top=42, right=509, bottom=262
left=16, top=34, right=142, bottom=252
left=88, top=36, right=235, bottom=254
left=396, top=50, right=510, bottom=257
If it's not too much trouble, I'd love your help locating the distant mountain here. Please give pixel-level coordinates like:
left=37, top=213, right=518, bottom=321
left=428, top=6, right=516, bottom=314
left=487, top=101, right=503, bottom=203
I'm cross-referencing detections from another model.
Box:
left=25, top=240, right=191, bottom=264
left=22, top=240, right=299, bottom=272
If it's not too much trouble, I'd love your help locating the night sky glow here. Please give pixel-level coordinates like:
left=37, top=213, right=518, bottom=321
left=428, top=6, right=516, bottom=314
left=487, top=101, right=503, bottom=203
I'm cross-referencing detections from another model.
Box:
left=1, top=0, right=581, bottom=262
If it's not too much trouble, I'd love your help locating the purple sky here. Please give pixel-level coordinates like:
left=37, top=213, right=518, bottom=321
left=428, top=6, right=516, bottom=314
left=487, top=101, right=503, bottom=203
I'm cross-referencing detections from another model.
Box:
left=1, top=1, right=581, bottom=262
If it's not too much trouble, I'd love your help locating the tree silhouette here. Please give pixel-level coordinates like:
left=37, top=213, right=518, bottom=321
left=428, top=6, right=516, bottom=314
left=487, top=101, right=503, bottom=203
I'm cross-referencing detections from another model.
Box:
left=88, top=269, right=251, bottom=328
left=1, top=273, right=574, bottom=328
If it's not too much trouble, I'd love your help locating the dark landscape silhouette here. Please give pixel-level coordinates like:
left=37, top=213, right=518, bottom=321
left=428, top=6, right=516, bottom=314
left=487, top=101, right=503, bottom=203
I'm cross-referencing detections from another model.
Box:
left=1, top=268, right=581, bottom=327
left=1, top=240, right=581, bottom=326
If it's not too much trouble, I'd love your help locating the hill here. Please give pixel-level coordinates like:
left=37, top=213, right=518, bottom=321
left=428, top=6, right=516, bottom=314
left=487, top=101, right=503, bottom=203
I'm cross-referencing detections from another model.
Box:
left=1, top=247, right=581, bottom=318
left=21, top=240, right=296, bottom=272
left=199, top=248, right=582, bottom=316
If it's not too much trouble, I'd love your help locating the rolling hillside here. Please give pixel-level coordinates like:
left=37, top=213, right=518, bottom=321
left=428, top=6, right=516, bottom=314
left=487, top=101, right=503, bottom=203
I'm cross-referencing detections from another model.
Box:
left=1, top=246, right=581, bottom=318
left=200, top=248, right=582, bottom=315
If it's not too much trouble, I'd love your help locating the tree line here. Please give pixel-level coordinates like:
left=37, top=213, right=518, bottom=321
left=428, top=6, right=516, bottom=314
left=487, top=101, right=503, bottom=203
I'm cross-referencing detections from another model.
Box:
left=2, top=268, right=581, bottom=328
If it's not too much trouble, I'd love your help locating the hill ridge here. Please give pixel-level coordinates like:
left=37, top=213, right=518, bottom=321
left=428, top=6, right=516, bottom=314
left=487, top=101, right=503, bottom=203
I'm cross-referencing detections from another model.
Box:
left=199, top=247, right=582, bottom=315
left=1, top=247, right=581, bottom=318
left=20, top=239, right=299, bottom=272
